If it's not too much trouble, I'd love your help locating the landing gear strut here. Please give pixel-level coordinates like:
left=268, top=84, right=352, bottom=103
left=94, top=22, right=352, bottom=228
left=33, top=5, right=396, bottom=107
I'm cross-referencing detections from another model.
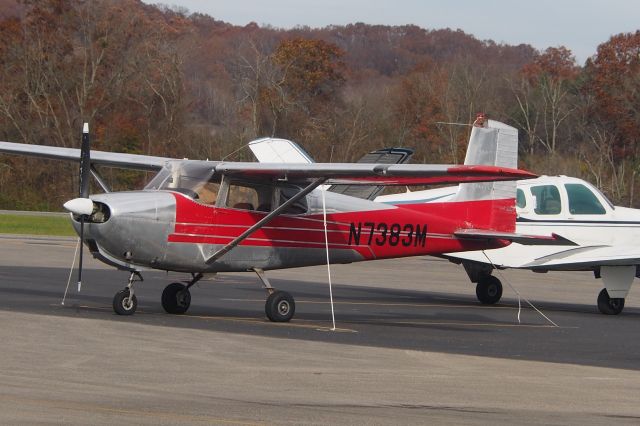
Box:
left=475, top=275, right=503, bottom=305
left=254, top=268, right=295, bottom=322
left=113, top=271, right=142, bottom=315
left=597, top=288, right=625, bottom=315
left=161, top=273, right=202, bottom=315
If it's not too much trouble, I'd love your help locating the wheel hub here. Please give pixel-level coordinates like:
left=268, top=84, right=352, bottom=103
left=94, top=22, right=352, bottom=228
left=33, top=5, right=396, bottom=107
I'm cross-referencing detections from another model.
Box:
left=278, top=301, right=290, bottom=316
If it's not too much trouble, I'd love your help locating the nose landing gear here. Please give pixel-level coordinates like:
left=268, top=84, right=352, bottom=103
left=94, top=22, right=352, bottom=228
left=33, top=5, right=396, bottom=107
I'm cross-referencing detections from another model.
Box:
left=113, top=271, right=142, bottom=315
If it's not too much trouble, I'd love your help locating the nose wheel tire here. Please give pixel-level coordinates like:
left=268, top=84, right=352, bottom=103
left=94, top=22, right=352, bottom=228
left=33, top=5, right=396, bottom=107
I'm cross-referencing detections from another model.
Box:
left=265, top=291, right=295, bottom=322
left=597, top=288, right=625, bottom=315
left=162, top=283, right=192, bottom=314
left=476, top=276, right=503, bottom=305
left=113, top=288, right=138, bottom=315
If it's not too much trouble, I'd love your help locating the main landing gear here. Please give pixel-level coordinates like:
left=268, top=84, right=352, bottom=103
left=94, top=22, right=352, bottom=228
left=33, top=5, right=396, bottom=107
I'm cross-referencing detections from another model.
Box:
left=475, top=275, right=503, bottom=305
left=461, top=261, right=503, bottom=305
left=254, top=268, right=295, bottom=322
left=111, top=269, right=296, bottom=322
left=597, top=288, right=625, bottom=315
left=161, top=273, right=202, bottom=314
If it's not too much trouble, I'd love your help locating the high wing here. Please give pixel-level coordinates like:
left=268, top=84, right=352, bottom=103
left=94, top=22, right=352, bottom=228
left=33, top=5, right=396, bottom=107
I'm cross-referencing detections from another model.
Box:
left=0, top=141, right=170, bottom=171
left=521, top=245, right=640, bottom=270
left=213, top=162, right=536, bottom=186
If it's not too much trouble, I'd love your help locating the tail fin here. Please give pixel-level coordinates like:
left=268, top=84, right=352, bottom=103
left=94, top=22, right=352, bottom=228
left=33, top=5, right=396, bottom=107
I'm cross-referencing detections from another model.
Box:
left=451, top=120, right=519, bottom=233
left=453, top=120, right=518, bottom=202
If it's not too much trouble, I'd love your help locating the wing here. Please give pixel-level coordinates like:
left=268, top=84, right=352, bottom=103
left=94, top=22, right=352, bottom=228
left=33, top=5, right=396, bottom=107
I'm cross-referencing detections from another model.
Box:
left=213, top=162, right=536, bottom=186
left=522, top=245, right=640, bottom=270
left=0, top=141, right=170, bottom=171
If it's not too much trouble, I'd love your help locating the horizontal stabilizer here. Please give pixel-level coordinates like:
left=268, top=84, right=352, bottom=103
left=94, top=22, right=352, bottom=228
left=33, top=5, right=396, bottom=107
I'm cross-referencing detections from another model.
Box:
left=454, top=229, right=577, bottom=246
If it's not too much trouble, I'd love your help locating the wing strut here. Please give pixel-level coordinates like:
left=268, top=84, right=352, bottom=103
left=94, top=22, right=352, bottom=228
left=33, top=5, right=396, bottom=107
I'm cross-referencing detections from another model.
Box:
left=205, top=177, right=327, bottom=265
left=90, top=165, right=111, bottom=193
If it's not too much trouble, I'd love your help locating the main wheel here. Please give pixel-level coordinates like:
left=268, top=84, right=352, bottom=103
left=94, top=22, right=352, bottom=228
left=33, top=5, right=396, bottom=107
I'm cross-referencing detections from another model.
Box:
left=113, top=288, right=138, bottom=315
left=476, top=275, right=503, bottom=304
left=597, top=288, right=625, bottom=315
left=161, top=283, right=191, bottom=314
left=265, top=291, right=295, bottom=322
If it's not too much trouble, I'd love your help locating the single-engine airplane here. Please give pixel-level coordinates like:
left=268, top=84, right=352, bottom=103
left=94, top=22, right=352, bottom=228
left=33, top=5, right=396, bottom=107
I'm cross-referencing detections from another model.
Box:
left=250, top=120, right=639, bottom=315
left=1, top=124, right=555, bottom=322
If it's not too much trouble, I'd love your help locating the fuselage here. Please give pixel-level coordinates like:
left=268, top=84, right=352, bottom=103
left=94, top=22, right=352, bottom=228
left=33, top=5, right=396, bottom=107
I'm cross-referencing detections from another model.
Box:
left=72, top=188, right=512, bottom=274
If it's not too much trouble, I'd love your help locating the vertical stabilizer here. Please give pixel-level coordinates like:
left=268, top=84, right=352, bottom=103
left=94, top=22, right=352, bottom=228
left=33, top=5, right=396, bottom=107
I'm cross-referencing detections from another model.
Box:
left=454, top=120, right=518, bottom=202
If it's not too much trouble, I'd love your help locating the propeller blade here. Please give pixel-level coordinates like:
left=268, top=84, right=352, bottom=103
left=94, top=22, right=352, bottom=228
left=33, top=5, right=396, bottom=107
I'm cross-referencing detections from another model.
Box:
left=78, top=216, right=85, bottom=292
left=77, top=122, right=90, bottom=292
left=79, top=122, right=90, bottom=198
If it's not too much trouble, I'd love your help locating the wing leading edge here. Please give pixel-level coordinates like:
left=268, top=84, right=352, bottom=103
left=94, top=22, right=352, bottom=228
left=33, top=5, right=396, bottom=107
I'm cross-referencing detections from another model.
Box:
left=0, top=141, right=170, bottom=171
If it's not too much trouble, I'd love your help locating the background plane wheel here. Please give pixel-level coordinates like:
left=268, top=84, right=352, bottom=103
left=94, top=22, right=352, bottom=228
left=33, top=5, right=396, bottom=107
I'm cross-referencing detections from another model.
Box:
left=113, top=289, right=137, bottom=315
left=265, top=291, right=295, bottom=322
left=476, top=276, right=503, bottom=304
left=597, top=288, right=625, bottom=315
left=161, top=283, right=191, bottom=314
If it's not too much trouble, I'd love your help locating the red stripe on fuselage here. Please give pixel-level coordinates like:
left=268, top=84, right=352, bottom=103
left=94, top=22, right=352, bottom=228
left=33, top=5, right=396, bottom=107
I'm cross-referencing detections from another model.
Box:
left=169, top=193, right=514, bottom=260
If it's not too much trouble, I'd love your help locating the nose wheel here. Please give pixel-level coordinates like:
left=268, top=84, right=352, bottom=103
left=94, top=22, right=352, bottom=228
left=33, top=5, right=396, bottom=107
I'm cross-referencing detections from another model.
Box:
left=112, top=272, right=142, bottom=315
left=113, top=288, right=138, bottom=315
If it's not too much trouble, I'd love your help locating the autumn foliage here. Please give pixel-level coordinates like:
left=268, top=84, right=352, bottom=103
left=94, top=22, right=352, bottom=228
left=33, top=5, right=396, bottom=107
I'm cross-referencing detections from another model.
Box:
left=0, top=0, right=639, bottom=208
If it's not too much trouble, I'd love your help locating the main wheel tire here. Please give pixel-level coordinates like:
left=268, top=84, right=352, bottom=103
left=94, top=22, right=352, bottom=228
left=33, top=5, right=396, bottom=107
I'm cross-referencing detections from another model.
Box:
left=113, top=289, right=138, bottom=315
left=161, top=282, right=191, bottom=314
left=265, top=291, right=295, bottom=322
left=476, top=275, right=503, bottom=305
left=597, top=288, right=625, bottom=315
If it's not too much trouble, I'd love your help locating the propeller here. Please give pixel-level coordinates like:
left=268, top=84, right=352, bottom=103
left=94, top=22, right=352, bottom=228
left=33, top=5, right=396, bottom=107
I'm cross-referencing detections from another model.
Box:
left=63, top=122, right=92, bottom=293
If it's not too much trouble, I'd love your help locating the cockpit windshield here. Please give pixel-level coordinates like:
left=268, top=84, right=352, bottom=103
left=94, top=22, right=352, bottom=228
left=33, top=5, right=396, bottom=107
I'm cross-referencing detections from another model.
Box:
left=145, top=160, right=219, bottom=203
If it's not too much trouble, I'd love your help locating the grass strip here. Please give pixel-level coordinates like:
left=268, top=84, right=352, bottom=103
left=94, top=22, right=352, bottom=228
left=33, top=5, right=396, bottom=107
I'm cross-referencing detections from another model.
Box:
left=0, top=213, right=75, bottom=236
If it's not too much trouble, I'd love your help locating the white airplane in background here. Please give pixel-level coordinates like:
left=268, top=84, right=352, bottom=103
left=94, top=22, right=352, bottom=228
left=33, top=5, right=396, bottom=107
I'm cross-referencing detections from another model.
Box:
left=251, top=121, right=640, bottom=315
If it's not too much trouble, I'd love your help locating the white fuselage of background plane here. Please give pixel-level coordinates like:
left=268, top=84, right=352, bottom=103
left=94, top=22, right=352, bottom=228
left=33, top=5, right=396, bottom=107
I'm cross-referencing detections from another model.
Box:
left=385, top=175, right=640, bottom=272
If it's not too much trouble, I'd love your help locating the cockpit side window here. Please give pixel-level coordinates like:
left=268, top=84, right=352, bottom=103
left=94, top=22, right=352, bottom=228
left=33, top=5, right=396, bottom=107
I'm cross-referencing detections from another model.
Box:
left=196, top=177, right=221, bottom=205
left=531, top=185, right=561, bottom=215
left=565, top=183, right=606, bottom=215
left=516, top=188, right=526, bottom=209
left=226, top=182, right=273, bottom=211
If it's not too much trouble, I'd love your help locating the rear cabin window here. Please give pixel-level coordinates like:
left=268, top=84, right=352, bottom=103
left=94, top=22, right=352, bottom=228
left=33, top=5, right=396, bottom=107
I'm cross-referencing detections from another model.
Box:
left=516, top=188, right=526, bottom=209
left=279, top=186, right=308, bottom=215
left=565, top=183, right=606, bottom=215
left=531, top=185, right=562, bottom=215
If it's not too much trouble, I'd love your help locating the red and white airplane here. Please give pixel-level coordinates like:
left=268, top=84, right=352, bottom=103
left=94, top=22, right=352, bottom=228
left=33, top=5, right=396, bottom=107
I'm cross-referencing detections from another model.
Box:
left=0, top=124, right=554, bottom=322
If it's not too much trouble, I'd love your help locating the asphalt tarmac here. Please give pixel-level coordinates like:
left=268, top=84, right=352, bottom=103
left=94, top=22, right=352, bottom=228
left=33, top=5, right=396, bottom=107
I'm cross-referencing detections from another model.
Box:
left=1, top=235, right=639, bottom=425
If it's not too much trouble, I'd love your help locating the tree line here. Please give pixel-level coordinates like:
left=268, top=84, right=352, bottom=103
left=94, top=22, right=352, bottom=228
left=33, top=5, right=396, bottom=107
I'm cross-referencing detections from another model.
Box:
left=0, top=0, right=639, bottom=210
